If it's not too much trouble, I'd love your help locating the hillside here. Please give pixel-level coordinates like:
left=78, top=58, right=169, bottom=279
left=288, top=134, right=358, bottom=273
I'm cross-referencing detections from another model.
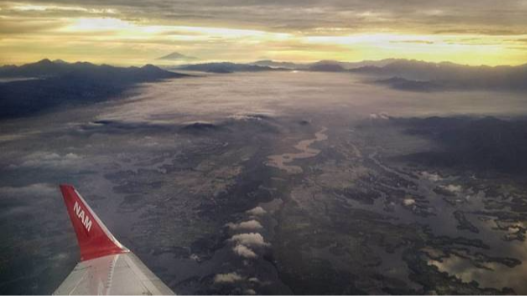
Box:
left=0, top=60, right=186, bottom=119
left=351, top=60, right=527, bottom=92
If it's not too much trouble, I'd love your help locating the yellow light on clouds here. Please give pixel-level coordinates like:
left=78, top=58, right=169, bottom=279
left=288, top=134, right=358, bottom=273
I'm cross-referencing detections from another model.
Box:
left=61, top=17, right=292, bottom=40
left=1, top=9, right=526, bottom=66
left=62, top=18, right=135, bottom=32
left=12, top=4, right=116, bottom=14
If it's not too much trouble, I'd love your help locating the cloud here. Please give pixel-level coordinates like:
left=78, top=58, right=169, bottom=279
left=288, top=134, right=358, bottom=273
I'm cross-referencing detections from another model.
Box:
left=9, top=4, right=117, bottom=14
left=403, top=198, right=416, bottom=206
left=443, top=184, right=462, bottom=193
left=0, top=184, right=57, bottom=218
left=369, top=112, right=390, bottom=120
left=6, top=0, right=527, bottom=34
left=226, top=220, right=263, bottom=231
left=434, top=28, right=525, bottom=36
left=421, top=171, right=442, bottom=182
left=248, top=277, right=260, bottom=283
left=1, top=0, right=527, bottom=65
left=0, top=183, right=56, bottom=197
left=246, top=206, right=267, bottom=216
left=232, top=244, right=257, bottom=258
left=213, top=272, right=243, bottom=284
left=229, top=233, right=270, bottom=247
left=390, top=40, right=435, bottom=45
left=0, top=18, right=65, bottom=35
left=11, top=152, right=82, bottom=169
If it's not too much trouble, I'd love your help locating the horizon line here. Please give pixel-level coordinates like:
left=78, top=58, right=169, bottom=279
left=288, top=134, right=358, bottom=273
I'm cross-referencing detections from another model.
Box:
left=2, top=58, right=527, bottom=69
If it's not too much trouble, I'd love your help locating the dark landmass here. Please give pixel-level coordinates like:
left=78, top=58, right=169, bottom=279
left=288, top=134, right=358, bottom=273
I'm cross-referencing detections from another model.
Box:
left=177, top=59, right=399, bottom=73
left=373, top=77, right=443, bottom=92
left=351, top=60, right=527, bottom=92
left=392, top=116, right=527, bottom=175
left=306, top=59, right=399, bottom=71
left=181, top=122, right=223, bottom=133
left=175, top=59, right=527, bottom=92
left=176, top=62, right=287, bottom=73
left=0, top=59, right=75, bottom=78
left=0, top=59, right=186, bottom=119
left=288, top=59, right=399, bottom=72
left=250, top=60, right=307, bottom=70
left=308, top=61, right=346, bottom=72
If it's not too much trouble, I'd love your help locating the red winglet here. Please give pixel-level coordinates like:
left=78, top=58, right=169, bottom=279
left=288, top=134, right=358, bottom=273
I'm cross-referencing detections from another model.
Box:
left=60, top=184, right=128, bottom=261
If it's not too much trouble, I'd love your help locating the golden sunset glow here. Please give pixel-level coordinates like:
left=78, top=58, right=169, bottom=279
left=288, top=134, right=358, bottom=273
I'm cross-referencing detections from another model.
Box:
left=1, top=1, right=527, bottom=66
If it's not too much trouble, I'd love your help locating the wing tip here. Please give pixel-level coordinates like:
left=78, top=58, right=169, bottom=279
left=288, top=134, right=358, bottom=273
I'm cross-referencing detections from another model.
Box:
left=59, top=183, right=128, bottom=261
left=59, top=184, right=74, bottom=194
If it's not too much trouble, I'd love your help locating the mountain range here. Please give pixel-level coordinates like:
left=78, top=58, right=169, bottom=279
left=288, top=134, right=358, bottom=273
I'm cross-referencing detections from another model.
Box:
left=2, top=58, right=527, bottom=120
left=249, top=59, right=398, bottom=70
left=174, top=62, right=284, bottom=73
left=0, top=59, right=185, bottom=119
left=350, top=60, right=527, bottom=92
left=0, top=59, right=181, bottom=81
left=173, top=59, right=400, bottom=73
left=172, top=59, right=527, bottom=92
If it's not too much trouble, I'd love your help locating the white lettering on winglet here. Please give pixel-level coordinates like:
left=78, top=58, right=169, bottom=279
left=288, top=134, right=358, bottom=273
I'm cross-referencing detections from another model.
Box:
left=73, top=201, right=92, bottom=232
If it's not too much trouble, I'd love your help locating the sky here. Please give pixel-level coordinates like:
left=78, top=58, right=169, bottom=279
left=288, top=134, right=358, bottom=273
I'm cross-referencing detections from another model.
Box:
left=1, top=0, right=527, bottom=66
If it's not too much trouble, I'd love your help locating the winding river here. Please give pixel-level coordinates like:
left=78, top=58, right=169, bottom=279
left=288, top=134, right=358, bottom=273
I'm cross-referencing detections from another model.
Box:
left=266, top=127, right=328, bottom=174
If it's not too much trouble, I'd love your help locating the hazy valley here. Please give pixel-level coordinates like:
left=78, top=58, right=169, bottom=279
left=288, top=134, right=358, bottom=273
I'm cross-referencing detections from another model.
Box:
left=1, top=63, right=527, bottom=294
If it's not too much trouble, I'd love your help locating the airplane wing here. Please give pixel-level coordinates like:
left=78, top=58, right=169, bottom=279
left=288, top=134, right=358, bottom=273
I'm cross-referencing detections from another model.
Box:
left=54, top=184, right=174, bottom=295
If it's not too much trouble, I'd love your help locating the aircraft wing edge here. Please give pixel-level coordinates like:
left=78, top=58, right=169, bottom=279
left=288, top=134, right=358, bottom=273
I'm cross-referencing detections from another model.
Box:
left=54, top=185, right=175, bottom=295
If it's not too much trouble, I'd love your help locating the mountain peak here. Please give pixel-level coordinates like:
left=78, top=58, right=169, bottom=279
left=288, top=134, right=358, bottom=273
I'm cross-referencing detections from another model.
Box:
left=158, top=52, right=198, bottom=61
left=53, top=59, right=69, bottom=64
left=141, top=64, right=158, bottom=69
left=35, top=58, right=53, bottom=65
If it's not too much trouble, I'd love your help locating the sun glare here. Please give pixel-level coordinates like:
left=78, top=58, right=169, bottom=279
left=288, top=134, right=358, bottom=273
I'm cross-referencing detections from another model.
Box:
left=63, top=18, right=135, bottom=32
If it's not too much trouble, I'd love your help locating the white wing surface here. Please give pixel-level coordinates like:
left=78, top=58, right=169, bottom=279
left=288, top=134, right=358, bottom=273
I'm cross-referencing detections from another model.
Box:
left=54, top=184, right=174, bottom=295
